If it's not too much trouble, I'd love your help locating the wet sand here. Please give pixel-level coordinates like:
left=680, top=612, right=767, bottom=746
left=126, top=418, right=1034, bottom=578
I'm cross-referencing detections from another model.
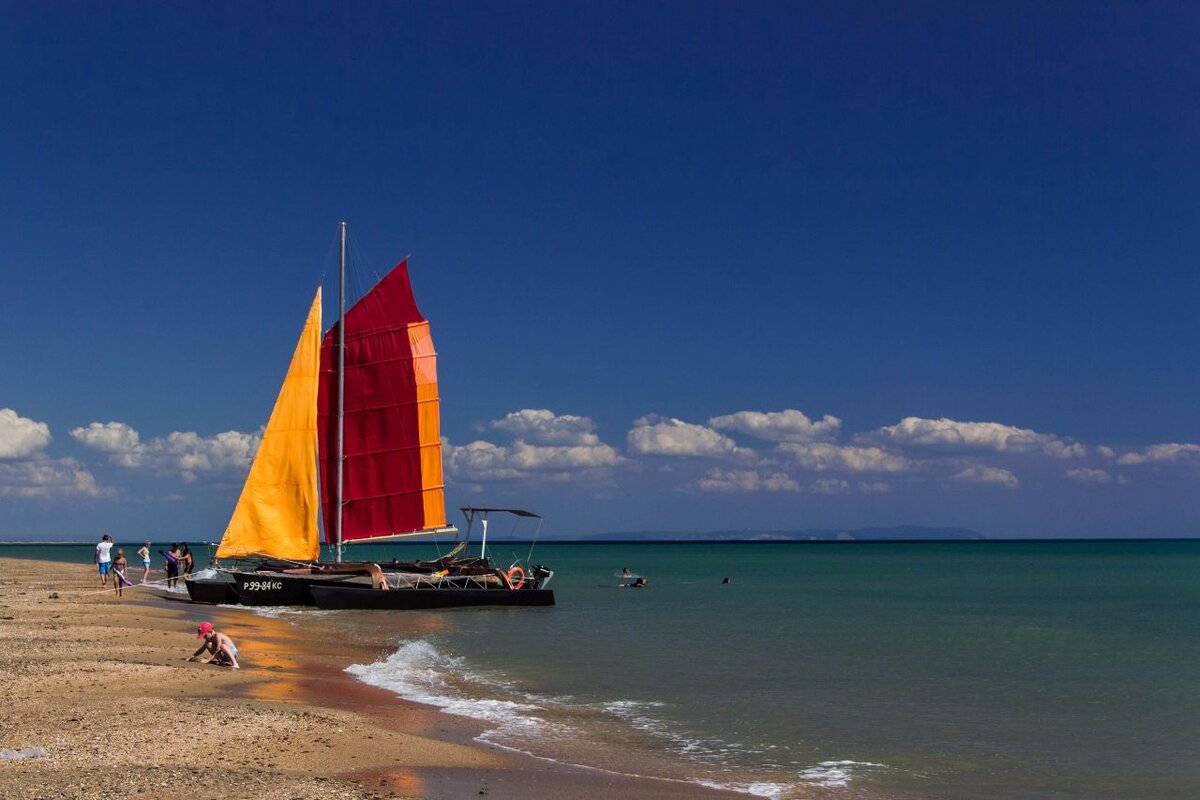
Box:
left=0, top=557, right=745, bottom=800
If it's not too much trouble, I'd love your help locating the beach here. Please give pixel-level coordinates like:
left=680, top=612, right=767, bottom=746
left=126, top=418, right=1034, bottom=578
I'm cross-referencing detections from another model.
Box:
left=0, top=556, right=743, bottom=800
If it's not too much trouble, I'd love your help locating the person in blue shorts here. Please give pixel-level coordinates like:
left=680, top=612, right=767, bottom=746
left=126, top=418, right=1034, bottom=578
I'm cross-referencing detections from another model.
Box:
left=137, top=542, right=151, bottom=583
left=94, top=534, right=114, bottom=587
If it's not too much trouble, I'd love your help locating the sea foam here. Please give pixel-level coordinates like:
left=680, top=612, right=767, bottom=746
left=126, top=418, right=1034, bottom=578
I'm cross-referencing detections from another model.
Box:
left=346, top=639, right=546, bottom=734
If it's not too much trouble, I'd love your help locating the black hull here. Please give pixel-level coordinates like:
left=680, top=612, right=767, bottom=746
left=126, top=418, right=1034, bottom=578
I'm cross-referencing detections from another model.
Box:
left=310, top=584, right=555, bottom=610
left=184, top=579, right=238, bottom=604
left=185, top=571, right=374, bottom=606
left=228, top=571, right=319, bottom=606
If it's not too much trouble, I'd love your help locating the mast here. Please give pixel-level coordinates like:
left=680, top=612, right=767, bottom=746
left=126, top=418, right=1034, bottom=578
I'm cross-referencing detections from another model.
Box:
left=335, top=221, right=347, bottom=563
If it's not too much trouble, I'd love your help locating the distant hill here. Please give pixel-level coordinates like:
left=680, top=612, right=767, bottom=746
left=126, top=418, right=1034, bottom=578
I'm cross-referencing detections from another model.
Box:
left=578, top=526, right=986, bottom=542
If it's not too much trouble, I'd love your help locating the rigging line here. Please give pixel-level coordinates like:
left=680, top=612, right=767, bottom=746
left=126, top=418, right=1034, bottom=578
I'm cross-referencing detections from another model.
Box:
left=47, top=572, right=191, bottom=597
left=526, top=516, right=544, bottom=564
left=317, top=227, right=340, bottom=294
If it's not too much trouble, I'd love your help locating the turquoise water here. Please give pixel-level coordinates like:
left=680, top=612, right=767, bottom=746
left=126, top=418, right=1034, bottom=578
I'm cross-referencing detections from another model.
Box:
left=7, top=540, right=1199, bottom=798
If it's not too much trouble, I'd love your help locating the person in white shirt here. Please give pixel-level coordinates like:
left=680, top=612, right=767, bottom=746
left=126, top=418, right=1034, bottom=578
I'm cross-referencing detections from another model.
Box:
left=94, top=534, right=114, bottom=587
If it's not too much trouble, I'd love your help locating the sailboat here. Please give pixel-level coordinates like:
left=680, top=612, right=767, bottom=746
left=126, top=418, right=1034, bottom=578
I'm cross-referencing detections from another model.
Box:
left=185, top=224, right=554, bottom=608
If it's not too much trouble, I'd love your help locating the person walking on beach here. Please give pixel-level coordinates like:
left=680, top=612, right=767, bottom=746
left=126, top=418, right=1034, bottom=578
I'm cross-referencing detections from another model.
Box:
left=112, top=549, right=129, bottom=598
left=179, top=542, right=194, bottom=578
left=164, top=543, right=180, bottom=589
left=137, top=542, right=151, bottom=583
left=94, top=534, right=114, bottom=587
left=188, top=621, right=239, bottom=669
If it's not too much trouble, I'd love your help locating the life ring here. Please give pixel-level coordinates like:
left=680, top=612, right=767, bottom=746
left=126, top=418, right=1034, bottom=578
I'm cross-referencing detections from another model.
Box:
left=506, top=566, right=526, bottom=590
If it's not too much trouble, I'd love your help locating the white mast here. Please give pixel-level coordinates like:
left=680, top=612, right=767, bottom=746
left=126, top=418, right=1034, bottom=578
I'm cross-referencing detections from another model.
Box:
left=335, top=221, right=347, bottom=563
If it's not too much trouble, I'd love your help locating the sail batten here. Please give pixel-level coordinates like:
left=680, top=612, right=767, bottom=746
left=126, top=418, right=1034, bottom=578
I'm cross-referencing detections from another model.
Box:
left=216, top=290, right=323, bottom=562
left=318, top=259, right=448, bottom=542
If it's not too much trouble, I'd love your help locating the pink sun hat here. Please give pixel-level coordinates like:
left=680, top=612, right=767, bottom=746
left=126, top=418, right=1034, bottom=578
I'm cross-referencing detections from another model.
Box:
left=196, top=621, right=214, bottom=638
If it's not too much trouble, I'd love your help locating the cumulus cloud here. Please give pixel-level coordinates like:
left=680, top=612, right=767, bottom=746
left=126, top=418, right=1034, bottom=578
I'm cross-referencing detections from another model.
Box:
left=951, top=466, right=1019, bottom=488
left=868, top=417, right=1085, bottom=458
left=809, top=478, right=850, bottom=494
left=778, top=442, right=910, bottom=473
left=71, top=421, right=261, bottom=478
left=627, top=415, right=749, bottom=458
left=859, top=481, right=891, bottom=493
left=0, top=457, right=108, bottom=498
left=444, top=412, right=624, bottom=483
left=70, top=422, right=144, bottom=467
left=708, top=409, right=841, bottom=443
left=1065, top=468, right=1113, bottom=484
left=0, top=409, right=52, bottom=458
left=697, top=468, right=801, bottom=493
left=508, top=440, right=622, bottom=470
left=1116, top=443, right=1200, bottom=466
left=443, top=440, right=526, bottom=481
left=489, top=409, right=601, bottom=446
left=1097, top=445, right=1116, bottom=459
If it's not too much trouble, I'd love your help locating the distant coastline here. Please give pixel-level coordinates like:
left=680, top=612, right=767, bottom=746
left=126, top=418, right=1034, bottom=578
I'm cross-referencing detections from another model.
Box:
left=3, top=528, right=1197, bottom=546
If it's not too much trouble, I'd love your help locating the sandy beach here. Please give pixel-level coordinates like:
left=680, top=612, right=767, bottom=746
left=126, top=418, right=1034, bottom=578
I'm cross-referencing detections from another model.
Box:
left=0, top=557, right=744, bottom=800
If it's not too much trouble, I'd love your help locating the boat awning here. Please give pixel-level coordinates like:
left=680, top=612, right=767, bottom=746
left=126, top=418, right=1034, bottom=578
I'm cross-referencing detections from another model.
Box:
left=460, top=507, right=542, bottom=518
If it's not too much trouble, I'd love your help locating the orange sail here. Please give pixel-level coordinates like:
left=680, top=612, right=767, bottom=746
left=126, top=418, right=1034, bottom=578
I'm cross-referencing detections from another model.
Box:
left=217, top=289, right=322, bottom=561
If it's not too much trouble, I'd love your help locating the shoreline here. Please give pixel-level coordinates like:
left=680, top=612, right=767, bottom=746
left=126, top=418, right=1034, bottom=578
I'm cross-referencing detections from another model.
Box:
left=0, top=557, right=747, bottom=800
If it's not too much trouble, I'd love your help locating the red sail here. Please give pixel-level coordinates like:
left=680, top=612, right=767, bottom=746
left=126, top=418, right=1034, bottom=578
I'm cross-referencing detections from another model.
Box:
left=317, top=259, right=447, bottom=542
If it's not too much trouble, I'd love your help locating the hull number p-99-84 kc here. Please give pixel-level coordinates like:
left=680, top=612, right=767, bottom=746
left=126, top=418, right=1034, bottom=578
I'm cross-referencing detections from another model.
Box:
left=243, top=580, right=284, bottom=592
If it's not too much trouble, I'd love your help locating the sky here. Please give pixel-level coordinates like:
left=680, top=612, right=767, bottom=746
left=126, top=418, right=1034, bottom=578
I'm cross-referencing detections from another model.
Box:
left=2, top=2, right=1198, bottom=540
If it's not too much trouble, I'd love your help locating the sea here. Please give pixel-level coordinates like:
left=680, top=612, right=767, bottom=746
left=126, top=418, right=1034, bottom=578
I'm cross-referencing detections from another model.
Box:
left=5, top=539, right=1198, bottom=799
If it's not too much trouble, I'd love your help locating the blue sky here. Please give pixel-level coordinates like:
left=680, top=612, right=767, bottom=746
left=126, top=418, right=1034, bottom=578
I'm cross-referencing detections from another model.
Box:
left=2, top=3, right=1197, bottom=540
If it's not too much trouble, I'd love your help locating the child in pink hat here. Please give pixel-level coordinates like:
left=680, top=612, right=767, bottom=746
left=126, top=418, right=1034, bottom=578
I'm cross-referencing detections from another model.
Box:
left=188, top=622, right=240, bottom=669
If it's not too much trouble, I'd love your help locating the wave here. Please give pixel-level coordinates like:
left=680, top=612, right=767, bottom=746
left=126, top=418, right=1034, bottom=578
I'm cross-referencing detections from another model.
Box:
left=345, top=639, right=890, bottom=799
left=346, top=639, right=551, bottom=737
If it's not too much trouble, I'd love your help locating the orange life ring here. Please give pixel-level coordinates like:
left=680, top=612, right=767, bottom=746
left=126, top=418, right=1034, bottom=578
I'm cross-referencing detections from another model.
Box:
left=506, top=566, right=526, bottom=590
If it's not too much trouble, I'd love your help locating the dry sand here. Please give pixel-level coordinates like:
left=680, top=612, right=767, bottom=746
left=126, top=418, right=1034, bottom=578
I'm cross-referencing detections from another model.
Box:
left=0, top=557, right=745, bottom=800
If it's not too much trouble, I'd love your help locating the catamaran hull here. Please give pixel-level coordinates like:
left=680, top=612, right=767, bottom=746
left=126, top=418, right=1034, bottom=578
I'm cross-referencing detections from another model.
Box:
left=309, top=585, right=555, bottom=610
left=186, top=571, right=376, bottom=606
left=227, top=572, right=321, bottom=606
left=184, top=578, right=238, bottom=605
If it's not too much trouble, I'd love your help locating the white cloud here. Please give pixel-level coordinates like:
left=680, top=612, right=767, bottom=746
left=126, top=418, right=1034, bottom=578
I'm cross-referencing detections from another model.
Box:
left=1116, top=443, right=1200, bottom=466
left=868, top=417, right=1085, bottom=458
left=70, top=421, right=144, bottom=466
left=508, top=440, right=623, bottom=470
left=951, top=466, right=1019, bottom=488
left=439, top=438, right=518, bottom=482
left=0, top=457, right=108, bottom=498
left=708, top=409, right=841, bottom=443
left=627, top=415, right=749, bottom=458
left=443, top=440, right=525, bottom=481
left=859, top=481, right=891, bottom=493
left=697, top=468, right=801, bottom=493
left=809, top=478, right=850, bottom=494
left=0, top=409, right=52, bottom=458
left=1097, top=445, right=1116, bottom=459
left=449, top=408, right=626, bottom=481
left=155, top=430, right=260, bottom=473
left=778, top=442, right=910, bottom=473
left=489, top=409, right=601, bottom=446
left=1065, top=468, right=1113, bottom=484
left=72, top=421, right=261, bottom=478
left=444, top=434, right=622, bottom=482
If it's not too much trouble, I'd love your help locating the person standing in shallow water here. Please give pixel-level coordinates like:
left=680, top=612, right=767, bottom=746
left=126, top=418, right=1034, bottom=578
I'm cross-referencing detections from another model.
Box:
left=165, top=543, right=180, bottom=589
left=137, top=541, right=151, bottom=583
left=179, top=543, right=194, bottom=578
left=94, top=534, right=114, bottom=587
